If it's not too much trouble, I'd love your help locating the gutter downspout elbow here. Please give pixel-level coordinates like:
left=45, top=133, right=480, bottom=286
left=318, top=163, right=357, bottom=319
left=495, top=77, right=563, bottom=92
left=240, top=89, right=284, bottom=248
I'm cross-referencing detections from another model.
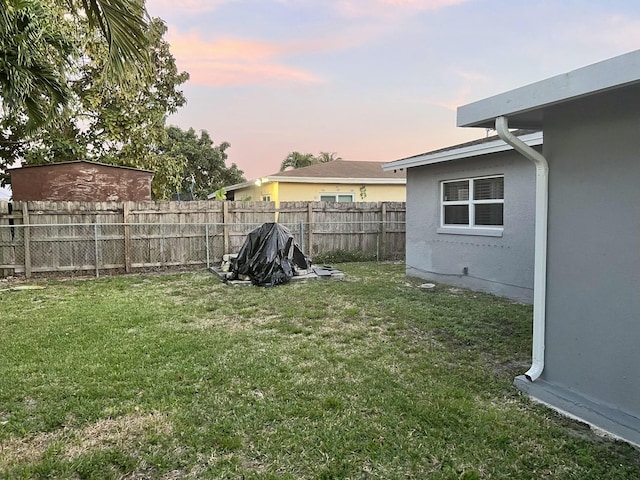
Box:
left=495, top=116, right=548, bottom=382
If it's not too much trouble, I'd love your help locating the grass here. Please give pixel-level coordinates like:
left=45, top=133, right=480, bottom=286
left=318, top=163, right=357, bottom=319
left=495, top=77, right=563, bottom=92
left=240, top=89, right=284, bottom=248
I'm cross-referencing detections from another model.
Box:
left=0, top=263, right=638, bottom=479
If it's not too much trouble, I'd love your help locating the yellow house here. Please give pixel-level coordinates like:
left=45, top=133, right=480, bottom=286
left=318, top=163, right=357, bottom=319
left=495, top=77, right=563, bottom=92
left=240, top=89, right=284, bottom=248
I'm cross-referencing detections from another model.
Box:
left=213, top=161, right=406, bottom=207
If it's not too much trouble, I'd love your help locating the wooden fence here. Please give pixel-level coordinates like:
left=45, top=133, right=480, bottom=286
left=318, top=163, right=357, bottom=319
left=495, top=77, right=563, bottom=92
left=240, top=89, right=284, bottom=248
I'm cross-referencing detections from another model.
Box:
left=0, top=200, right=405, bottom=278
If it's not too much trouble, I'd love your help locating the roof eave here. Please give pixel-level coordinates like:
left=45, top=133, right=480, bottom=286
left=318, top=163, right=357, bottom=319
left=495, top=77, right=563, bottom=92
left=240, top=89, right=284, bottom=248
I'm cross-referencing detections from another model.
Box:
left=207, top=181, right=253, bottom=198
left=213, top=176, right=406, bottom=197
left=382, top=132, right=543, bottom=171
left=457, top=49, right=640, bottom=129
left=268, top=176, right=405, bottom=184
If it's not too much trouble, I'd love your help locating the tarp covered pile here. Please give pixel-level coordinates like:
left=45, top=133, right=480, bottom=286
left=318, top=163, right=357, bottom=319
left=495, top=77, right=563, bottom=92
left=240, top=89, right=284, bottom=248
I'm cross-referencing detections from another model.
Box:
left=229, top=223, right=311, bottom=286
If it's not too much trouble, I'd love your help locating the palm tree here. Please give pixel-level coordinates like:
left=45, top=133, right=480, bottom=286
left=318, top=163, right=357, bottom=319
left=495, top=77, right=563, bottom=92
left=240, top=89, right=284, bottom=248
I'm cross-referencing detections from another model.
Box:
left=0, top=1, right=73, bottom=130
left=316, top=151, right=342, bottom=163
left=79, top=0, right=149, bottom=79
left=280, top=151, right=317, bottom=171
left=0, top=0, right=149, bottom=130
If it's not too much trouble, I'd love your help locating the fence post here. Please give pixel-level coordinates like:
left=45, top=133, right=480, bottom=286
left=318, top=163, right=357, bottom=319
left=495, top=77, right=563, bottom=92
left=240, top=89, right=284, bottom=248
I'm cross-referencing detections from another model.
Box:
left=223, top=202, right=229, bottom=254
left=299, top=221, right=305, bottom=253
left=380, top=202, right=387, bottom=261
left=123, top=201, right=132, bottom=273
left=94, top=223, right=100, bottom=278
left=205, top=224, right=210, bottom=269
left=21, top=203, right=32, bottom=278
left=307, top=203, right=313, bottom=255
left=0, top=202, right=9, bottom=278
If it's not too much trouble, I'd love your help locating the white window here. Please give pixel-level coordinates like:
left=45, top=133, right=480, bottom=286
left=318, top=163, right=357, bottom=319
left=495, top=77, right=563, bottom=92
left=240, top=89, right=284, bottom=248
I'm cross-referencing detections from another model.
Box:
left=262, top=195, right=271, bottom=202
left=441, top=176, right=504, bottom=230
left=320, top=194, right=354, bottom=202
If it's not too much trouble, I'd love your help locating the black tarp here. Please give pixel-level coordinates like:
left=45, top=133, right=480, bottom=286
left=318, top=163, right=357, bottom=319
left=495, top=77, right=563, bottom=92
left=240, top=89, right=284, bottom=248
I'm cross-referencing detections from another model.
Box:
left=230, top=223, right=311, bottom=286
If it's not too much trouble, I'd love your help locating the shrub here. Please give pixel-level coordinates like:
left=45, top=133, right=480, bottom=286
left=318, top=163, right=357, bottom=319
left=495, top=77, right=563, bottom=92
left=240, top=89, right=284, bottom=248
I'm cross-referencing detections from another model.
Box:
left=313, top=249, right=377, bottom=264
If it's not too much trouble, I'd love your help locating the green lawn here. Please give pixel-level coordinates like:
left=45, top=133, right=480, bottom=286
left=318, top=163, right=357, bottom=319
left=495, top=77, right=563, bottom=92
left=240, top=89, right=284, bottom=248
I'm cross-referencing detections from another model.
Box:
left=1, top=263, right=638, bottom=479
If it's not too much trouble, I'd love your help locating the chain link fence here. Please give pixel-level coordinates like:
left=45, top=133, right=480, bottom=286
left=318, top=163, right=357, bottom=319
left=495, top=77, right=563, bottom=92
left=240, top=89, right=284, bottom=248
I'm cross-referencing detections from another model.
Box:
left=0, top=220, right=405, bottom=278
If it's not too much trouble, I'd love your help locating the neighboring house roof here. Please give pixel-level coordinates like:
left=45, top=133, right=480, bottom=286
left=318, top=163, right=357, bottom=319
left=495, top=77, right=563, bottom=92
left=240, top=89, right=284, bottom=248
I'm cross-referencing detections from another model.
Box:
left=458, top=49, right=640, bottom=129
left=217, top=160, right=405, bottom=195
left=381, top=130, right=542, bottom=172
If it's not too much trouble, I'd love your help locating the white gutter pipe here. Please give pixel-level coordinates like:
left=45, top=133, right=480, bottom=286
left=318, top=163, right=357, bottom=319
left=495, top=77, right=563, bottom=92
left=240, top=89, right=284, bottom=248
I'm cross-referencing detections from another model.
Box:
left=495, top=116, right=548, bottom=382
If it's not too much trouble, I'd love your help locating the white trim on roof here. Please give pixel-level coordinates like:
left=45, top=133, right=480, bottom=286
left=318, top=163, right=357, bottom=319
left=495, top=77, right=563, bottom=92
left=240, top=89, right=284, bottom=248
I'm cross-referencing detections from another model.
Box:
left=457, top=50, right=640, bottom=128
left=219, top=181, right=253, bottom=192
left=381, top=132, right=543, bottom=171
left=208, top=175, right=405, bottom=198
left=266, top=176, right=405, bottom=185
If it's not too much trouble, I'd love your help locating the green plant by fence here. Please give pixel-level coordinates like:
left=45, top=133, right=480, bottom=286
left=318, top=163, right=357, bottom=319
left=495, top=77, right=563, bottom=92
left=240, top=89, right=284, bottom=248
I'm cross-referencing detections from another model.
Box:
left=0, top=201, right=405, bottom=278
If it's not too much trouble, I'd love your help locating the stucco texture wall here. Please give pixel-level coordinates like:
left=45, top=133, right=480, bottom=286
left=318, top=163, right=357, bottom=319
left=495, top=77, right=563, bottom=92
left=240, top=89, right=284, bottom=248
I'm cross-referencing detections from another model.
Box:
left=278, top=183, right=405, bottom=203
left=543, top=87, right=640, bottom=419
left=405, top=150, right=536, bottom=302
left=230, top=183, right=277, bottom=201
left=232, top=182, right=405, bottom=206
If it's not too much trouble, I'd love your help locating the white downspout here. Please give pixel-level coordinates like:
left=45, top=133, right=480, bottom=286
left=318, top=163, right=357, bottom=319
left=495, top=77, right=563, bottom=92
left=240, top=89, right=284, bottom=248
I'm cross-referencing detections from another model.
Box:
left=495, top=116, right=548, bottom=381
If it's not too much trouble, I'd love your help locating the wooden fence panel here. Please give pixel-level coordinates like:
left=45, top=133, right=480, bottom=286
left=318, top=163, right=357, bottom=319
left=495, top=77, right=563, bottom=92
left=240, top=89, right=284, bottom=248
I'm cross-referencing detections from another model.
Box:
left=382, top=202, right=407, bottom=259
left=12, top=201, right=125, bottom=274
left=224, top=201, right=276, bottom=255
left=278, top=201, right=406, bottom=260
left=0, top=200, right=405, bottom=277
left=277, top=201, right=312, bottom=252
left=0, top=201, right=15, bottom=275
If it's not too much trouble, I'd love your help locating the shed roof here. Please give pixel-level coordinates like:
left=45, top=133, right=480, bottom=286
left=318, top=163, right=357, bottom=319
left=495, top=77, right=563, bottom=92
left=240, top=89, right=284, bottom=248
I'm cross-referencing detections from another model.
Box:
left=382, top=130, right=541, bottom=172
left=8, top=160, right=154, bottom=174
left=457, top=49, right=640, bottom=129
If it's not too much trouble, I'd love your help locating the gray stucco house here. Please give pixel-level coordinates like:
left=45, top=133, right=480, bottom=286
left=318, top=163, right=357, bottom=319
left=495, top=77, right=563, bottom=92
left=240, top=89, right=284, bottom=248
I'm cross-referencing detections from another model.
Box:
left=389, top=50, right=640, bottom=445
left=383, top=131, right=541, bottom=303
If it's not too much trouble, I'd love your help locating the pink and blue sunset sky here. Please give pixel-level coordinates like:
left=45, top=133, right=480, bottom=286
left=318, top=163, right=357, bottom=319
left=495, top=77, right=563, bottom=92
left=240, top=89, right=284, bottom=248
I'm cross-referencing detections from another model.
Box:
left=144, top=0, right=640, bottom=181
left=0, top=1, right=637, bottom=200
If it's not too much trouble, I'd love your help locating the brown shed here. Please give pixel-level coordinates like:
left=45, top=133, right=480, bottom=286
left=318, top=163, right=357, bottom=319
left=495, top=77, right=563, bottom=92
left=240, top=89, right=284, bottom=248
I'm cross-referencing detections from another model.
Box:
left=9, top=161, right=154, bottom=202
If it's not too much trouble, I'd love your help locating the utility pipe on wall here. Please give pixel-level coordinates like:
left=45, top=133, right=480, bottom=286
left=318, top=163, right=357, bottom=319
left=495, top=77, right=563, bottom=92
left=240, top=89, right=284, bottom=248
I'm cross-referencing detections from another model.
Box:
left=495, top=116, right=548, bottom=381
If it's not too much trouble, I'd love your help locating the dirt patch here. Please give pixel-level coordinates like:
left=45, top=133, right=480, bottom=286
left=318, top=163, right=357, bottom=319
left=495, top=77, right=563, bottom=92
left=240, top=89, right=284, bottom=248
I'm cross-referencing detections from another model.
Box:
left=0, top=411, right=172, bottom=468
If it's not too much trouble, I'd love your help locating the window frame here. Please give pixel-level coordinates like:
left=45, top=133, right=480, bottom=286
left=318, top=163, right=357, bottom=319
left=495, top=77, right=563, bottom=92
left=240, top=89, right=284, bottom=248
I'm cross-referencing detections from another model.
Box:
left=319, top=193, right=354, bottom=203
left=438, top=175, right=504, bottom=237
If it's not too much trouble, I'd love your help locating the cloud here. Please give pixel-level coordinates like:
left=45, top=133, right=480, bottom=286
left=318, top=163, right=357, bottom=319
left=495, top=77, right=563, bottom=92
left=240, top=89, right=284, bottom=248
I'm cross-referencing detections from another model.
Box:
left=576, top=14, right=640, bottom=50
left=166, top=29, right=323, bottom=87
left=417, top=69, right=492, bottom=111
left=379, top=0, right=468, bottom=7
left=146, top=0, right=235, bottom=16
left=335, top=0, right=469, bottom=17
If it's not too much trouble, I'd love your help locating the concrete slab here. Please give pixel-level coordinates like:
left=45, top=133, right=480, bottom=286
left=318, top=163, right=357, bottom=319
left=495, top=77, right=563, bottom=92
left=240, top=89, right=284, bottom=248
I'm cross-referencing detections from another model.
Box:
left=209, top=265, right=344, bottom=285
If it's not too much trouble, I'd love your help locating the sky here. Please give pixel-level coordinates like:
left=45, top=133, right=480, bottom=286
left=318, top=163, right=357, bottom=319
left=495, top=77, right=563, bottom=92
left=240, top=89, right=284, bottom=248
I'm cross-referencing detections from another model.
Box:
left=0, top=0, right=637, bottom=200
left=141, top=0, right=639, bottom=182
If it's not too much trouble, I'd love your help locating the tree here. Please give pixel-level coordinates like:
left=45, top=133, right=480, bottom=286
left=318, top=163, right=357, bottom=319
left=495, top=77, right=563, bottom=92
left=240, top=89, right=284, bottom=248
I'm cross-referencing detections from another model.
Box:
left=157, top=126, right=245, bottom=200
left=76, top=0, right=149, bottom=80
left=0, top=0, right=150, bottom=130
left=316, top=151, right=342, bottom=163
left=279, top=151, right=342, bottom=171
left=279, top=152, right=316, bottom=171
left=4, top=16, right=189, bottom=198
left=0, top=1, right=74, bottom=131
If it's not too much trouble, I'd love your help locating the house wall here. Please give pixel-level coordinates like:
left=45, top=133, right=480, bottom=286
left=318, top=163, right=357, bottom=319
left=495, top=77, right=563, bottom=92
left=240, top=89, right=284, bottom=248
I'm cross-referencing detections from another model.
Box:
left=405, top=150, right=536, bottom=302
left=278, top=183, right=405, bottom=203
left=10, top=163, right=153, bottom=201
left=541, top=88, right=640, bottom=425
left=230, top=182, right=405, bottom=206
left=229, top=183, right=276, bottom=202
